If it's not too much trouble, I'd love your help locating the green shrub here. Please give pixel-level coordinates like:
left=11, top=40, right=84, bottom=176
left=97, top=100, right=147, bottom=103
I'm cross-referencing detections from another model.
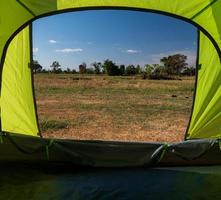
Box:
left=40, top=119, right=69, bottom=131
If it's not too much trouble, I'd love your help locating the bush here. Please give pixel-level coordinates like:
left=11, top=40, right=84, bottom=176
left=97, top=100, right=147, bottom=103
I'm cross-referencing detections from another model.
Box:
left=79, top=62, right=87, bottom=74
left=86, top=67, right=95, bottom=74
left=40, top=119, right=69, bottom=132
left=103, top=59, right=121, bottom=76
left=125, top=65, right=136, bottom=75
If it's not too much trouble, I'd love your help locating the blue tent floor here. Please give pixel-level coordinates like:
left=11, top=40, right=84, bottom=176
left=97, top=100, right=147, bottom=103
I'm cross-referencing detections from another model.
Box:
left=1, top=165, right=221, bottom=199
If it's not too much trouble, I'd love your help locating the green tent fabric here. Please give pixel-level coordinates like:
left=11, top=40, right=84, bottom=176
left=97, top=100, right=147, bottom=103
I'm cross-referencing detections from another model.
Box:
left=1, top=26, right=39, bottom=136
left=187, top=31, right=221, bottom=139
left=0, top=1, right=221, bottom=138
left=1, top=2, right=221, bottom=198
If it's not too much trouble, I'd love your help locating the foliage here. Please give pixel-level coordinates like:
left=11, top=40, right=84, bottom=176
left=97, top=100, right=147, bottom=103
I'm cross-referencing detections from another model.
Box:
left=125, top=65, right=136, bottom=75
left=102, top=59, right=121, bottom=76
left=144, top=64, right=154, bottom=76
left=182, top=66, right=196, bottom=76
left=119, top=65, right=125, bottom=75
left=41, top=69, right=49, bottom=73
left=86, top=67, right=95, bottom=74
left=32, top=60, right=42, bottom=73
left=144, top=64, right=169, bottom=79
left=50, top=61, right=62, bottom=73
left=34, top=53, right=194, bottom=79
left=136, top=65, right=141, bottom=74
left=71, top=69, right=77, bottom=74
left=160, top=54, right=188, bottom=75
left=79, top=62, right=87, bottom=74
left=91, top=62, right=102, bottom=74
left=40, top=119, right=69, bottom=131
left=63, top=68, right=71, bottom=74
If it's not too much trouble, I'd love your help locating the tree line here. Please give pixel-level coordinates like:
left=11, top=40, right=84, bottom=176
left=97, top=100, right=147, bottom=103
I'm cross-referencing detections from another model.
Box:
left=32, top=54, right=195, bottom=79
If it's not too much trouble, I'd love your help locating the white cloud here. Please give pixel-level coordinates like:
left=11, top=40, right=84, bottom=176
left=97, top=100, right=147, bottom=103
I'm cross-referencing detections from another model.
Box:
left=33, top=48, right=39, bottom=53
left=126, top=49, right=138, bottom=53
left=55, top=48, right=83, bottom=53
left=49, top=40, right=57, bottom=43
left=150, top=50, right=196, bottom=66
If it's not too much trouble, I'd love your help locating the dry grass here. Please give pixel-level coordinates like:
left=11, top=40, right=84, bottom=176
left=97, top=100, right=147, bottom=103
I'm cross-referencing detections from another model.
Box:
left=34, top=74, right=194, bottom=143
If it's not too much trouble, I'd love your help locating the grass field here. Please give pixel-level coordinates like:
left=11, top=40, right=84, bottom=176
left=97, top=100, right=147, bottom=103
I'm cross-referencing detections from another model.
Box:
left=34, top=74, right=195, bottom=142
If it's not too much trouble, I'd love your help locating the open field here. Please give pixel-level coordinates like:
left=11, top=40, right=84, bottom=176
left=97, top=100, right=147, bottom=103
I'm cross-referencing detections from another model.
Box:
left=34, top=74, right=195, bottom=142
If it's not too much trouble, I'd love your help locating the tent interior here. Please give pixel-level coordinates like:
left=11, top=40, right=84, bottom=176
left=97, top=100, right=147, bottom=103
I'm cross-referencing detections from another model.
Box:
left=1, top=1, right=221, bottom=198
left=0, top=0, right=221, bottom=164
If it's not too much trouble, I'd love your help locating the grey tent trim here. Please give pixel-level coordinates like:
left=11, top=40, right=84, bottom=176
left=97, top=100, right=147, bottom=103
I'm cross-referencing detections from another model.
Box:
left=0, top=132, right=221, bottom=167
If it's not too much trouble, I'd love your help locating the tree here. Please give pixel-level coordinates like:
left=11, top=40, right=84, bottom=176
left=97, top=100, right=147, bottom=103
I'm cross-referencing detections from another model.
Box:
left=125, top=65, right=136, bottom=75
left=91, top=62, right=102, bottom=74
left=135, top=64, right=141, bottom=74
left=143, top=64, right=167, bottom=79
left=142, top=64, right=154, bottom=79
left=119, top=65, right=125, bottom=75
left=160, top=54, right=187, bottom=75
left=41, top=69, right=49, bottom=73
left=144, top=64, right=155, bottom=76
left=152, top=64, right=164, bottom=74
left=182, top=66, right=195, bottom=76
left=66, top=68, right=71, bottom=73
left=86, top=67, right=95, bottom=74
left=50, top=61, right=61, bottom=73
left=64, top=67, right=71, bottom=74
left=32, top=60, right=42, bottom=73
left=79, top=62, right=87, bottom=74
left=71, top=69, right=77, bottom=74
left=102, top=59, right=120, bottom=76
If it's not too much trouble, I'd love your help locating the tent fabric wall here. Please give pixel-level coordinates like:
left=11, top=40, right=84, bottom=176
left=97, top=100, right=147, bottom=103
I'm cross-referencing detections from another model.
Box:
left=0, top=1, right=220, bottom=61
left=1, top=26, right=39, bottom=136
left=0, top=0, right=220, bottom=138
left=187, top=31, right=221, bottom=139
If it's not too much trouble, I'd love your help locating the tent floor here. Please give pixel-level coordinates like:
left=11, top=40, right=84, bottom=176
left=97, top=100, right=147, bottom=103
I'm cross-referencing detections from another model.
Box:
left=1, top=165, right=221, bottom=199
left=1, top=133, right=221, bottom=198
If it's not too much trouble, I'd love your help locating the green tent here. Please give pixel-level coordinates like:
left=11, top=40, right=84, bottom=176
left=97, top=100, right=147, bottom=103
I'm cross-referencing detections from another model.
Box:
left=0, top=0, right=221, bottom=166
left=1, top=1, right=221, bottom=199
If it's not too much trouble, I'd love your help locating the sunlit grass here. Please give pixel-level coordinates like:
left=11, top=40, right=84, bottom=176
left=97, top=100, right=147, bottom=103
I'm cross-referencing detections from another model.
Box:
left=35, top=74, right=194, bottom=142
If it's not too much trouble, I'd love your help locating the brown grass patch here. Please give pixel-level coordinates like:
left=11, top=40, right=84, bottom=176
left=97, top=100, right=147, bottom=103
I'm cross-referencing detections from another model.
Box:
left=35, top=74, right=194, bottom=143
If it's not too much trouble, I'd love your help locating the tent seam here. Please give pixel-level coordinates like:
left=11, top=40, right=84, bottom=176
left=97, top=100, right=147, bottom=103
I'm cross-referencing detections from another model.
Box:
left=190, top=0, right=219, bottom=20
left=16, top=0, right=36, bottom=17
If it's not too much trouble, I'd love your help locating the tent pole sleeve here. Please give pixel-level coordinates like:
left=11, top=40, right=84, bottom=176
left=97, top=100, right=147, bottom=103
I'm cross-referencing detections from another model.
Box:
left=185, top=29, right=200, bottom=140
left=29, top=24, right=41, bottom=137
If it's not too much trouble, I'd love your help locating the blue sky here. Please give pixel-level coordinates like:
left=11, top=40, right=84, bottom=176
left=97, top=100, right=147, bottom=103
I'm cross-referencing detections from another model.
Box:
left=33, top=10, right=197, bottom=70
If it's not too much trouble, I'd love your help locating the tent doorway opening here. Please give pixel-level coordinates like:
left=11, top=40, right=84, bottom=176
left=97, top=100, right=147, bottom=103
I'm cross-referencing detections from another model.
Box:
left=32, top=10, right=197, bottom=143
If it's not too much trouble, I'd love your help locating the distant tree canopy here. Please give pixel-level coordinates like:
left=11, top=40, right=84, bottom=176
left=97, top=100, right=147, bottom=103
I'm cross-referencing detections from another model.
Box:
left=143, top=64, right=165, bottom=79
left=91, top=62, right=102, bottom=74
left=33, top=53, right=194, bottom=79
left=136, top=65, right=141, bottom=74
left=79, top=62, right=87, bottom=74
left=32, top=60, right=42, bottom=73
left=182, top=66, right=196, bottom=76
left=86, top=67, right=95, bottom=74
left=64, top=67, right=77, bottom=74
left=160, top=54, right=188, bottom=75
left=119, top=65, right=125, bottom=75
left=50, top=61, right=62, bottom=73
left=125, top=65, right=136, bottom=75
left=102, top=59, right=122, bottom=76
